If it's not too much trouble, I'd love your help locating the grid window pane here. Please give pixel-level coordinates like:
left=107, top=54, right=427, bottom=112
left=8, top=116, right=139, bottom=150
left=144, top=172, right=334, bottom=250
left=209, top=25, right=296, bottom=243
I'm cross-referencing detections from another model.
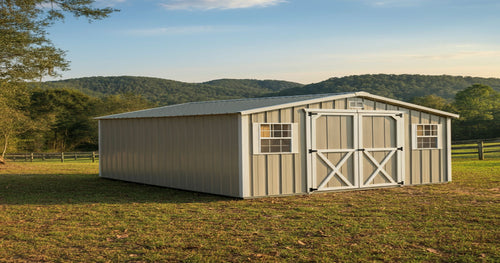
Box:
left=430, top=137, right=437, bottom=148
left=281, top=139, right=291, bottom=152
left=416, top=124, right=439, bottom=149
left=260, top=125, right=271, bottom=137
left=259, top=123, right=294, bottom=153
left=261, top=139, right=270, bottom=152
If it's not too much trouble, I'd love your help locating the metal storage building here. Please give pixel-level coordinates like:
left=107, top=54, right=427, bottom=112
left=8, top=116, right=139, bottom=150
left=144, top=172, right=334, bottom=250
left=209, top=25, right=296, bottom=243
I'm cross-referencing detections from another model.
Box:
left=97, top=92, right=459, bottom=198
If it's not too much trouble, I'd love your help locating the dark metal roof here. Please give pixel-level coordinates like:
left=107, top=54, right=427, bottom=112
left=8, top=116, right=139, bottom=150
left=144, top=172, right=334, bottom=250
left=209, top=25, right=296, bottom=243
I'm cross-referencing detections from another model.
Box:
left=96, top=93, right=351, bottom=119
left=96, top=92, right=459, bottom=119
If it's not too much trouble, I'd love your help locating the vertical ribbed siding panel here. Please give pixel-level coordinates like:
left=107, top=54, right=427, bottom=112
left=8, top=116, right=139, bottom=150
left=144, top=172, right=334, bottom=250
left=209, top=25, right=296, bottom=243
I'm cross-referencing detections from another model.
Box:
left=430, top=115, right=441, bottom=183
left=293, top=105, right=307, bottom=194
left=280, top=109, right=294, bottom=195
left=420, top=113, right=431, bottom=184
left=99, top=115, right=240, bottom=197
left=410, top=110, right=421, bottom=185
left=266, top=110, right=281, bottom=196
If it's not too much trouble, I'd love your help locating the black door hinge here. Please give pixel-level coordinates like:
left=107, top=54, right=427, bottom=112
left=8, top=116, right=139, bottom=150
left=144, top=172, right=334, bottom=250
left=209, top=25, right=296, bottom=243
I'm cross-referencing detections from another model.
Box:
left=396, top=113, right=403, bottom=117
left=308, top=112, right=318, bottom=116
left=309, top=188, right=318, bottom=192
left=397, top=147, right=403, bottom=151
left=357, top=148, right=365, bottom=151
left=398, top=181, right=404, bottom=185
left=309, top=149, right=317, bottom=153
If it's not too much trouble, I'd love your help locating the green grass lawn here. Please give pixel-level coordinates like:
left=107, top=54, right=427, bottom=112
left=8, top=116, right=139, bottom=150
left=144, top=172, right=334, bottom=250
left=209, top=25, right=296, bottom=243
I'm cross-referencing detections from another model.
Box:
left=0, top=159, right=499, bottom=262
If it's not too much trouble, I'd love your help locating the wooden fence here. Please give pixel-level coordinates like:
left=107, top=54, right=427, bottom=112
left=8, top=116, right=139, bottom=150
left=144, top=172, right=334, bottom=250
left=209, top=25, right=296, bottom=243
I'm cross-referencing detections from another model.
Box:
left=452, top=138, right=500, bottom=160
left=4, top=152, right=99, bottom=163
left=3, top=139, right=499, bottom=162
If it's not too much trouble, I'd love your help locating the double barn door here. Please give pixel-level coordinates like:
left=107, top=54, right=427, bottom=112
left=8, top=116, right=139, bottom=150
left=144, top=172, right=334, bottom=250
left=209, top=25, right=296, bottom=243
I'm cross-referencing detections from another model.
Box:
left=306, top=110, right=404, bottom=192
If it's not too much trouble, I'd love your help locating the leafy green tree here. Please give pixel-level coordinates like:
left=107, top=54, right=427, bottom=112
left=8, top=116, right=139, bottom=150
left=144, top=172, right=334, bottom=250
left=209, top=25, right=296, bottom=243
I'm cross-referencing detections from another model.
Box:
left=0, top=0, right=116, bottom=159
left=98, top=93, right=155, bottom=116
left=453, top=84, right=500, bottom=139
left=410, top=94, right=455, bottom=112
left=0, top=95, right=31, bottom=158
left=1, top=0, right=116, bottom=81
left=28, top=88, right=99, bottom=151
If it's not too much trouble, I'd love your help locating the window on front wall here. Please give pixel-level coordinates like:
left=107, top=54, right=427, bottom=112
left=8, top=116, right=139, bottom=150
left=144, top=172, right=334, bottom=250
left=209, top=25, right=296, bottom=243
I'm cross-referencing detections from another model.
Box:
left=413, top=124, right=441, bottom=149
left=253, top=123, right=297, bottom=154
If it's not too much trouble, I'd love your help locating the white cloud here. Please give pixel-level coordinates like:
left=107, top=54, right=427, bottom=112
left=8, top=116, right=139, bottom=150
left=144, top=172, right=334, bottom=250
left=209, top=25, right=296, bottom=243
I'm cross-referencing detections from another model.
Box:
left=160, top=0, right=286, bottom=10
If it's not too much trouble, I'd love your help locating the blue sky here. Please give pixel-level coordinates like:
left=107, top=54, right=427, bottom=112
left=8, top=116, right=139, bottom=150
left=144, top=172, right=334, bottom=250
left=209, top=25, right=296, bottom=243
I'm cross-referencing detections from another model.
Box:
left=47, top=0, right=500, bottom=84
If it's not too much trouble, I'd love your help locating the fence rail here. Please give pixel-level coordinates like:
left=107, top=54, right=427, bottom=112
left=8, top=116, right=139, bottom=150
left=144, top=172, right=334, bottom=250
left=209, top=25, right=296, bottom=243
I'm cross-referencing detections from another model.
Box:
left=452, top=138, right=500, bottom=160
left=4, top=152, right=99, bottom=163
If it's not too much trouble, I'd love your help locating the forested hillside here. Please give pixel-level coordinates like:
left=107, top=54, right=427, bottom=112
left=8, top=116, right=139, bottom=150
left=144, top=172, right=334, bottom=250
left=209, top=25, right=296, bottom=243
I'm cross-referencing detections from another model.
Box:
left=3, top=74, right=498, bottom=153
left=274, top=74, right=500, bottom=100
left=36, top=76, right=303, bottom=105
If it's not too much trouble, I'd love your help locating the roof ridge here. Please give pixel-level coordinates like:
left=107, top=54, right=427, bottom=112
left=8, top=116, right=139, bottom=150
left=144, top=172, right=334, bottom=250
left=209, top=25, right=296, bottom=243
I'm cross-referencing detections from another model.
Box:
left=179, top=92, right=346, bottom=106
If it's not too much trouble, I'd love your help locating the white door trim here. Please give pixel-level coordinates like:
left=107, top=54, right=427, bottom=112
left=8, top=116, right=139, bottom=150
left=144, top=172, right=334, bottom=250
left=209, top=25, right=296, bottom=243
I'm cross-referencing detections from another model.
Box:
left=305, top=109, right=404, bottom=192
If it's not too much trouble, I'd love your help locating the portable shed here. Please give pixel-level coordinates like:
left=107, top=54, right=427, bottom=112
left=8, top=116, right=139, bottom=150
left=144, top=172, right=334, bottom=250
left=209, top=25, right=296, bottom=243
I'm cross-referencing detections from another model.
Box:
left=97, top=92, right=459, bottom=198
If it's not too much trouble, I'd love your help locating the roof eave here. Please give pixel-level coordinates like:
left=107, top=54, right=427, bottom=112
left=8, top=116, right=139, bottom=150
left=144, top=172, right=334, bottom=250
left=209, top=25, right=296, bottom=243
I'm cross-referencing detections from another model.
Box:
left=239, top=92, right=358, bottom=115
left=355, top=92, right=460, bottom=119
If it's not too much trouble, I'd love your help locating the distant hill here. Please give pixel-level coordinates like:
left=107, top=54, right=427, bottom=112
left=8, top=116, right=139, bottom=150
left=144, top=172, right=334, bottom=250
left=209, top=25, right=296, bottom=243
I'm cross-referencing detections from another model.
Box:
left=35, top=76, right=304, bottom=105
left=35, top=74, right=500, bottom=105
left=272, top=74, right=500, bottom=101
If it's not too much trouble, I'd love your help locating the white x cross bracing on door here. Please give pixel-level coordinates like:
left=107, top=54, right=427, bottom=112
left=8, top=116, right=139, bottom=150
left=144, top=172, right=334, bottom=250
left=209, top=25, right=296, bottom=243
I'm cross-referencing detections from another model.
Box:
left=306, top=109, right=404, bottom=192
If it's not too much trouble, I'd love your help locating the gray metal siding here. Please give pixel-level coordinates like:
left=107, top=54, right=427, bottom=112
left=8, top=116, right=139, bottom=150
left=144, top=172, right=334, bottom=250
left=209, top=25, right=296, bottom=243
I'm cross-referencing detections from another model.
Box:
left=100, top=114, right=240, bottom=197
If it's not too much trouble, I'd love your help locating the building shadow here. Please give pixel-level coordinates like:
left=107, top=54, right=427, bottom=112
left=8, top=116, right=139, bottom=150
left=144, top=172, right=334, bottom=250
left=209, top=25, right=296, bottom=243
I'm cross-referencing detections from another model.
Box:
left=0, top=174, right=234, bottom=205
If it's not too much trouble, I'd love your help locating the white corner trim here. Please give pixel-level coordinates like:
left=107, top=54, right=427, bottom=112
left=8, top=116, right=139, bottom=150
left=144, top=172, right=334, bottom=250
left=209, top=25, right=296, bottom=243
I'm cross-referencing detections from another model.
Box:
left=98, top=120, right=102, bottom=177
left=239, top=114, right=250, bottom=198
left=446, top=118, right=452, bottom=182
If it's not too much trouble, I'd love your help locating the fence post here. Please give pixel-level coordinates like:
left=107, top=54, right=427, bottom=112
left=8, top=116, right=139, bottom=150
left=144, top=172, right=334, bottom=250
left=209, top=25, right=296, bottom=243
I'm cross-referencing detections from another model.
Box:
left=30, top=153, right=34, bottom=162
left=92, top=152, right=95, bottom=163
left=74, top=153, right=77, bottom=160
left=42, top=154, right=45, bottom=161
left=478, top=141, right=484, bottom=160
left=61, top=152, right=64, bottom=163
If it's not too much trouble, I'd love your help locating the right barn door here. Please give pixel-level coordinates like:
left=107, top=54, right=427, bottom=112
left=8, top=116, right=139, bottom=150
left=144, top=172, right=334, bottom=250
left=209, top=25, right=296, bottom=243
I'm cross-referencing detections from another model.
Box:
left=358, top=112, right=404, bottom=188
left=307, top=110, right=404, bottom=192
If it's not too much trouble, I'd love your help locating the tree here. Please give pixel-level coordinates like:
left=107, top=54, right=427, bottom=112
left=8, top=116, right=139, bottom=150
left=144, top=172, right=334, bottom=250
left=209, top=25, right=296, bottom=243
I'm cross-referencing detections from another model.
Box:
left=28, top=88, right=100, bottom=151
left=0, top=0, right=116, bottom=162
left=409, top=94, right=455, bottom=112
left=0, top=95, right=31, bottom=158
left=1, top=0, right=116, bottom=81
left=453, top=84, right=500, bottom=139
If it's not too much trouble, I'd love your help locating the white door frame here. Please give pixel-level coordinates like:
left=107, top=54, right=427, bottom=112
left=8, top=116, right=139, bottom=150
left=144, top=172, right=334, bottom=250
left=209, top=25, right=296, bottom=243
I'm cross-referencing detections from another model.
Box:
left=305, top=109, right=405, bottom=193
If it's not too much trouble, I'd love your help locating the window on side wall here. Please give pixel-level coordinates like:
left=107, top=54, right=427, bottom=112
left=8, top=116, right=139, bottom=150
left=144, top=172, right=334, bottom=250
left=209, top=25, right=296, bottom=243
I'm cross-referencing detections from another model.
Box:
left=253, top=123, right=298, bottom=154
left=412, top=124, right=442, bottom=149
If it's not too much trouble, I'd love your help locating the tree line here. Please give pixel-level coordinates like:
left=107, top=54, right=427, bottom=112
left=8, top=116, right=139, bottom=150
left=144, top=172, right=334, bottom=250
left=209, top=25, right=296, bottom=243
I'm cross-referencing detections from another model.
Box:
left=0, top=85, right=153, bottom=155
left=410, top=84, right=500, bottom=140
left=36, top=76, right=303, bottom=105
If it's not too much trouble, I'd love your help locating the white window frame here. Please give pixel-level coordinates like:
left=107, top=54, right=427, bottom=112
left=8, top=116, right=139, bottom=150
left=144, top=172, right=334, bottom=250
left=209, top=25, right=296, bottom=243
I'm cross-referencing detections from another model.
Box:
left=253, top=123, right=299, bottom=154
left=348, top=98, right=364, bottom=109
left=412, top=124, right=442, bottom=150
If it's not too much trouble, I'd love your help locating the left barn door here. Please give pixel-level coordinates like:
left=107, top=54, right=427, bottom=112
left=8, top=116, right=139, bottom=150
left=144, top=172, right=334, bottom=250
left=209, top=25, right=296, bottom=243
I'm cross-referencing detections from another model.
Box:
left=307, top=112, right=359, bottom=191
